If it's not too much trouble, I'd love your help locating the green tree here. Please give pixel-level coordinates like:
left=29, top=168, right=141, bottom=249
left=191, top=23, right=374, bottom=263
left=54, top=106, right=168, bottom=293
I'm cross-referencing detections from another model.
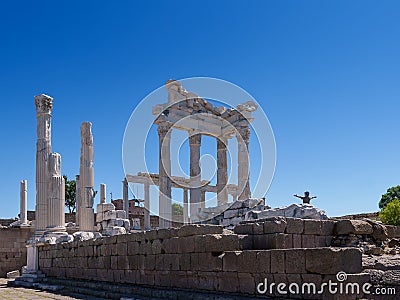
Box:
left=172, top=203, right=183, bottom=216
left=379, top=185, right=400, bottom=209
left=380, top=198, right=400, bottom=226
left=63, top=175, right=76, bottom=213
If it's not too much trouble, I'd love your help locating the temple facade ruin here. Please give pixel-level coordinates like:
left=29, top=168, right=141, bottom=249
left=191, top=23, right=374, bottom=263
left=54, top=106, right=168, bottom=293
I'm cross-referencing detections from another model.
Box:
left=127, top=80, right=257, bottom=228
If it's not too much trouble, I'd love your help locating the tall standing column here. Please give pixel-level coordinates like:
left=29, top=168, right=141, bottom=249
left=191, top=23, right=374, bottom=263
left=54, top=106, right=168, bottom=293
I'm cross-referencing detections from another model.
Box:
left=20, top=180, right=28, bottom=226
left=217, top=137, right=228, bottom=206
left=158, top=122, right=172, bottom=228
left=46, top=152, right=66, bottom=232
left=183, top=188, right=189, bottom=224
left=34, top=94, right=53, bottom=234
left=189, top=133, right=201, bottom=222
left=123, top=178, right=129, bottom=218
left=237, top=126, right=251, bottom=200
left=144, top=182, right=150, bottom=230
left=75, top=175, right=80, bottom=226
left=100, top=184, right=106, bottom=204
left=78, top=122, right=95, bottom=231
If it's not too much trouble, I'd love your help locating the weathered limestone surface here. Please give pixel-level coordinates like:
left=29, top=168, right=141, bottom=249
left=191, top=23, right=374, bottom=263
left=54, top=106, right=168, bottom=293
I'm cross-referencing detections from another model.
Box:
left=45, top=153, right=66, bottom=233
left=20, top=180, right=28, bottom=226
left=245, top=203, right=328, bottom=221
left=77, top=122, right=95, bottom=232
left=96, top=202, right=129, bottom=236
left=157, top=123, right=172, bottom=229
left=37, top=223, right=368, bottom=299
left=34, top=94, right=53, bottom=234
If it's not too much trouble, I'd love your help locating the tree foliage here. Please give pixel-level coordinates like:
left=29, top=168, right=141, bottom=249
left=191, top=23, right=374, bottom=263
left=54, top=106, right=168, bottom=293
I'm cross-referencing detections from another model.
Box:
left=172, top=203, right=184, bottom=216
left=379, top=185, right=400, bottom=209
left=63, top=175, right=76, bottom=213
left=380, top=198, right=400, bottom=226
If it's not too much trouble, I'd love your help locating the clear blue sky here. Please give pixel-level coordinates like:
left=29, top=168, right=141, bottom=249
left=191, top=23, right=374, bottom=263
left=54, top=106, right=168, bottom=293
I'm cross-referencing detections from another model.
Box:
left=1, top=1, right=399, bottom=218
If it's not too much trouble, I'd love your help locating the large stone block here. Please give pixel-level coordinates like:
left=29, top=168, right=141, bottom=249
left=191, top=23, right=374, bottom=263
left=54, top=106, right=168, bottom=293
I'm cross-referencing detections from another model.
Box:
left=285, top=249, right=306, bottom=273
left=263, top=217, right=287, bottom=234
left=218, top=271, right=239, bottom=293
left=286, top=218, right=304, bottom=234
left=270, top=249, right=285, bottom=273
left=302, top=235, right=316, bottom=248
left=238, top=272, right=256, bottom=294
left=233, top=223, right=253, bottom=234
left=177, top=224, right=223, bottom=237
left=335, top=220, right=373, bottom=235
left=96, top=203, right=115, bottom=214
left=222, top=251, right=241, bottom=271
left=204, top=234, right=239, bottom=252
left=304, top=220, right=322, bottom=235
left=305, top=248, right=362, bottom=274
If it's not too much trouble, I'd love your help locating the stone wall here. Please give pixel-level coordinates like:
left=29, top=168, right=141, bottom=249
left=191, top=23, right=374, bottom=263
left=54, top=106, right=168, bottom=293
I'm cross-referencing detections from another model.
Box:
left=38, top=223, right=370, bottom=299
left=0, top=227, right=33, bottom=277
left=234, top=217, right=335, bottom=249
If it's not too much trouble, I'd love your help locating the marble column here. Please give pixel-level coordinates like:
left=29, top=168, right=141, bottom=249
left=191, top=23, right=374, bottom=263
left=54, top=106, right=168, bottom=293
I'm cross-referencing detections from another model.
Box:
left=20, top=180, right=28, bottom=226
left=237, top=126, right=251, bottom=200
left=189, top=133, right=201, bottom=222
left=78, top=122, right=95, bottom=231
left=34, top=94, right=53, bottom=234
left=123, top=178, right=129, bottom=217
left=75, top=175, right=80, bottom=226
left=100, top=184, right=106, bottom=204
left=46, top=152, right=66, bottom=232
left=158, top=122, right=172, bottom=228
left=183, top=188, right=189, bottom=224
left=144, top=182, right=150, bottom=230
left=217, top=137, right=228, bottom=206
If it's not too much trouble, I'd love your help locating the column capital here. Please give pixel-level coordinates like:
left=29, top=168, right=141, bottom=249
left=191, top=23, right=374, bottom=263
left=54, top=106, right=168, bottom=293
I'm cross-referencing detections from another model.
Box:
left=157, top=122, right=173, bottom=138
left=34, top=94, right=53, bottom=114
left=189, top=132, right=202, bottom=146
left=237, top=126, right=250, bottom=143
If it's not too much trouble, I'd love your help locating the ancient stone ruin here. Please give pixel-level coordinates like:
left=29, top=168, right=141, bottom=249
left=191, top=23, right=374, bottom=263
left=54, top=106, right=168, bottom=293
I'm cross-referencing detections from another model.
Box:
left=2, top=82, right=399, bottom=299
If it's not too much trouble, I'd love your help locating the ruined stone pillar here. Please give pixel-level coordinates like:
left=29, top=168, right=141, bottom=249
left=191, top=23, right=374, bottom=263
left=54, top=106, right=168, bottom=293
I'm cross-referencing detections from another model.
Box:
left=158, top=123, right=172, bottom=228
left=237, top=126, right=251, bottom=200
left=46, top=153, right=66, bottom=232
left=75, top=175, right=80, bottom=226
left=217, top=137, right=228, bottom=206
left=100, top=183, right=106, bottom=204
left=34, top=94, right=53, bottom=234
left=201, top=190, right=206, bottom=209
left=183, top=188, right=189, bottom=224
left=123, top=178, right=129, bottom=217
left=189, top=133, right=201, bottom=221
left=78, top=122, right=95, bottom=231
left=144, top=182, right=150, bottom=230
left=20, top=180, right=28, bottom=226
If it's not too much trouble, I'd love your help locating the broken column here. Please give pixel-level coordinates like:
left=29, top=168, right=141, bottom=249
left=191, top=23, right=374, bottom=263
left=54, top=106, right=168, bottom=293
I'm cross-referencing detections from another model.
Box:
left=96, top=186, right=130, bottom=236
left=34, top=94, right=53, bottom=235
left=100, top=183, right=106, bottom=204
left=20, top=180, right=28, bottom=226
left=46, top=153, right=66, bottom=234
left=78, top=122, right=95, bottom=231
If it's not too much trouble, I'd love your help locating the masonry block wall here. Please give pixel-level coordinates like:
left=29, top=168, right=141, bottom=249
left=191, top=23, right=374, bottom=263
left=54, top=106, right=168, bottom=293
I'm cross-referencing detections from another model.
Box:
left=0, top=227, right=33, bottom=277
left=38, top=223, right=370, bottom=299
